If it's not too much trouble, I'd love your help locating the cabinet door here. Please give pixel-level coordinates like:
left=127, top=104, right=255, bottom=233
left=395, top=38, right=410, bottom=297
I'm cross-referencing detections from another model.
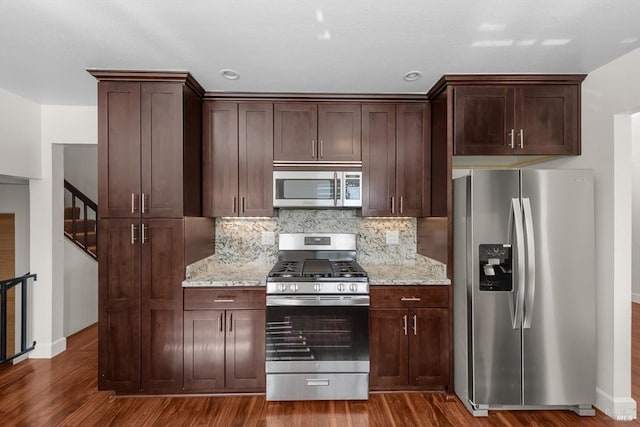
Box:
left=183, top=310, right=226, bottom=391
left=203, top=101, right=239, bottom=217
left=140, top=83, right=185, bottom=218
left=396, top=103, right=430, bottom=217
left=239, top=103, right=274, bottom=216
left=98, top=219, right=141, bottom=391
left=225, top=309, right=266, bottom=390
left=410, top=308, right=449, bottom=387
left=98, top=82, right=141, bottom=219
left=140, top=219, right=184, bottom=392
left=454, top=86, right=514, bottom=155
left=369, top=309, right=409, bottom=387
left=318, top=104, right=362, bottom=161
left=274, top=103, right=317, bottom=162
left=515, top=85, right=579, bottom=155
left=362, top=104, right=396, bottom=216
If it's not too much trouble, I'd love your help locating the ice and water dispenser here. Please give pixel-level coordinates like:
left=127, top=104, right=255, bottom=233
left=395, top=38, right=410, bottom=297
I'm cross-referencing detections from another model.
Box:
left=479, top=244, right=513, bottom=291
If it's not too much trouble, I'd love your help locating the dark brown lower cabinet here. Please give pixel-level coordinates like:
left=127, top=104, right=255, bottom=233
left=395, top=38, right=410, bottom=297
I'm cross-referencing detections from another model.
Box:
left=98, top=218, right=184, bottom=393
left=369, top=286, right=450, bottom=391
left=183, top=288, right=265, bottom=393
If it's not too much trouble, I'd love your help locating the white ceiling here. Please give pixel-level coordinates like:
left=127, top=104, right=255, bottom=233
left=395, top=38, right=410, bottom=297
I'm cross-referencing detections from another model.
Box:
left=1, top=0, right=640, bottom=105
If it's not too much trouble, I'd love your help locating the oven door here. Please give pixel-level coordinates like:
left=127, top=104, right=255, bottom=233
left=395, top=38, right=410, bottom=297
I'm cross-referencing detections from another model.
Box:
left=266, top=295, right=369, bottom=373
left=273, top=171, right=342, bottom=208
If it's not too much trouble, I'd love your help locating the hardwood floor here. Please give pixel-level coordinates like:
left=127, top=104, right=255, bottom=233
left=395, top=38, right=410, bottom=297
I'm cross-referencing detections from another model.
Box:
left=2, top=306, right=640, bottom=426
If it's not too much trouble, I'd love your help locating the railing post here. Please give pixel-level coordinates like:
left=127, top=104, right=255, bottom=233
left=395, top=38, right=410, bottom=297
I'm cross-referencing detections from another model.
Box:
left=21, top=276, right=28, bottom=353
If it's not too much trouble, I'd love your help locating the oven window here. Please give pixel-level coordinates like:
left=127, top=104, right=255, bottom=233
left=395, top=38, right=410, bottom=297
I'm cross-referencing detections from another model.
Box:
left=266, top=305, right=368, bottom=362
left=275, top=179, right=340, bottom=200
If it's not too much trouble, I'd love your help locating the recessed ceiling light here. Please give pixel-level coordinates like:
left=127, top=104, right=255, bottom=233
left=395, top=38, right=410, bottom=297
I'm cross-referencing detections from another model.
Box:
left=402, top=71, right=422, bottom=82
left=221, top=69, right=239, bottom=80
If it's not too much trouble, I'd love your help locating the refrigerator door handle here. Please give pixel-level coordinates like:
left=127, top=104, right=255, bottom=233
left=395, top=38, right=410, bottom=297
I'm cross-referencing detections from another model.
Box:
left=522, top=198, right=536, bottom=329
left=508, top=197, right=525, bottom=329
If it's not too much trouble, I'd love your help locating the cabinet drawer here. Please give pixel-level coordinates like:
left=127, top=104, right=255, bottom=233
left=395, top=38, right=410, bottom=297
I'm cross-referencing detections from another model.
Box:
left=184, top=287, right=265, bottom=310
left=370, top=286, right=449, bottom=308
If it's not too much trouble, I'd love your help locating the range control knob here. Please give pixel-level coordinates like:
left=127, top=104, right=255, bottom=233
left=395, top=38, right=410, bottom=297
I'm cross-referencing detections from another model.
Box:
left=337, top=283, right=345, bottom=292
left=289, top=284, right=298, bottom=292
left=314, top=283, right=322, bottom=292
left=278, top=283, right=286, bottom=292
left=349, top=283, right=358, bottom=292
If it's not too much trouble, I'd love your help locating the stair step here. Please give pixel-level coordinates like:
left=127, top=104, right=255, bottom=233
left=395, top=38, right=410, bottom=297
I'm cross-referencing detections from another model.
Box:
left=64, top=206, right=80, bottom=220
left=87, top=245, right=97, bottom=256
left=66, top=230, right=96, bottom=247
left=64, top=219, right=96, bottom=234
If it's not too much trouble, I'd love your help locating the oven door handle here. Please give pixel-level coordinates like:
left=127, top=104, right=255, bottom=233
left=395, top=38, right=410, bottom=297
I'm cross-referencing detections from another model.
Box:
left=266, top=295, right=370, bottom=306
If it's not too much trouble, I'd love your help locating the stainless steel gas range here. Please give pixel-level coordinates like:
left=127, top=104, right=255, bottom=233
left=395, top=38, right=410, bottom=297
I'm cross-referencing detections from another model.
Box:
left=265, top=233, right=370, bottom=401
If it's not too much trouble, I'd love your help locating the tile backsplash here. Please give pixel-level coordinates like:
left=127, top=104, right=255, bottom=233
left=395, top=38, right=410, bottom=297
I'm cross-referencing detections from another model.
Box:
left=213, top=209, right=421, bottom=264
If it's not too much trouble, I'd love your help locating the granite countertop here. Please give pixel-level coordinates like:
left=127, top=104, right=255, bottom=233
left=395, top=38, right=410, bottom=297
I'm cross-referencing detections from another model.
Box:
left=360, top=263, right=450, bottom=285
left=183, top=255, right=450, bottom=287
left=183, top=257, right=271, bottom=287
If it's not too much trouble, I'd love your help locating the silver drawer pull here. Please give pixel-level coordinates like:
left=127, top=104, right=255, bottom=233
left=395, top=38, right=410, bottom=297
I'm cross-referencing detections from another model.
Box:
left=400, top=296, right=421, bottom=302
left=306, top=379, right=330, bottom=387
left=214, top=298, right=235, bottom=303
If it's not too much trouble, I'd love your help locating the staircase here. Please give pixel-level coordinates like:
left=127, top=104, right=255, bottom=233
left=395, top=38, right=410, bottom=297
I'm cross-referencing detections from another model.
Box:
left=64, top=180, right=97, bottom=260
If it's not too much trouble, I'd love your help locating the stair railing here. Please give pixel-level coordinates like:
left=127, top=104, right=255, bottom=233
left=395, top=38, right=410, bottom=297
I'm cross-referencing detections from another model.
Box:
left=0, top=273, right=37, bottom=364
left=64, top=180, right=98, bottom=259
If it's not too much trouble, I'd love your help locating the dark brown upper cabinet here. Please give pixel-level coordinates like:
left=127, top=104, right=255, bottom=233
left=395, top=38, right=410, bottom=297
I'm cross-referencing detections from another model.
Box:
left=203, top=101, right=274, bottom=217
left=274, top=103, right=361, bottom=163
left=362, top=103, right=430, bottom=217
left=94, top=74, right=203, bottom=219
left=432, top=75, right=585, bottom=156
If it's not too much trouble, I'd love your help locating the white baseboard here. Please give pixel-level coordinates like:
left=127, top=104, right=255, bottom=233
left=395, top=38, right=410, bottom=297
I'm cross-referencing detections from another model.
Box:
left=29, top=337, right=67, bottom=359
left=633, top=293, right=640, bottom=304
left=596, top=387, right=637, bottom=421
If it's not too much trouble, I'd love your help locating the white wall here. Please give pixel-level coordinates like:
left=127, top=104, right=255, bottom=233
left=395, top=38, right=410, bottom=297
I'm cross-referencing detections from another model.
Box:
left=541, top=47, right=640, bottom=420
left=632, top=113, right=640, bottom=302
left=0, top=88, right=41, bottom=179
left=64, top=145, right=97, bottom=203
left=63, top=240, right=97, bottom=336
left=29, top=105, right=97, bottom=358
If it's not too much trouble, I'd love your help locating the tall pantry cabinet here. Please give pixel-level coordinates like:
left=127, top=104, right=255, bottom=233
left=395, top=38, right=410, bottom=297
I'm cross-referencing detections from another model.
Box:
left=91, top=71, right=213, bottom=393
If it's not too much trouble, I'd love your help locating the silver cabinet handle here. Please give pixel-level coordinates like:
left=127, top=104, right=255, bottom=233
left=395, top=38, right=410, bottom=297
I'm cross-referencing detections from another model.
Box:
left=141, top=224, right=147, bottom=244
left=390, top=197, right=395, bottom=214
left=219, top=312, right=223, bottom=333
left=399, top=196, right=403, bottom=214
left=320, top=140, right=324, bottom=159
left=214, top=298, right=235, bottom=303
left=228, top=313, right=233, bottom=333
left=333, top=172, right=338, bottom=207
left=412, top=314, right=417, bottom=335
left=130, top=224, right=137, bottom=245
left=402, top=314, right=408, bottom=336
left=509, top=129, right=515, bottom=149
left=519, top=129, right=524, bottom=148
left=131, top=193, right=136, bottom=214
left=400, top=296, right=421, bottom=302
left=141, top=193, right=146, bottom=213
left=241, top=197, right=245, bottom=214
left=232, top=196, right=237, bottom=213
left=311, top=139, right=316, bottom=158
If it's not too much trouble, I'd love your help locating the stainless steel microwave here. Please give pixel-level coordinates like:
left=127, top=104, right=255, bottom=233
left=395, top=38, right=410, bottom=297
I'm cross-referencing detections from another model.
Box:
left=273, top=171, right=362, bottom=208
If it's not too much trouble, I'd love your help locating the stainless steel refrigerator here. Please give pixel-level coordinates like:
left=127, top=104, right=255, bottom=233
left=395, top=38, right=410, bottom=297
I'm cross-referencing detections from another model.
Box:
left=453, top=169, right=596, bottom=416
